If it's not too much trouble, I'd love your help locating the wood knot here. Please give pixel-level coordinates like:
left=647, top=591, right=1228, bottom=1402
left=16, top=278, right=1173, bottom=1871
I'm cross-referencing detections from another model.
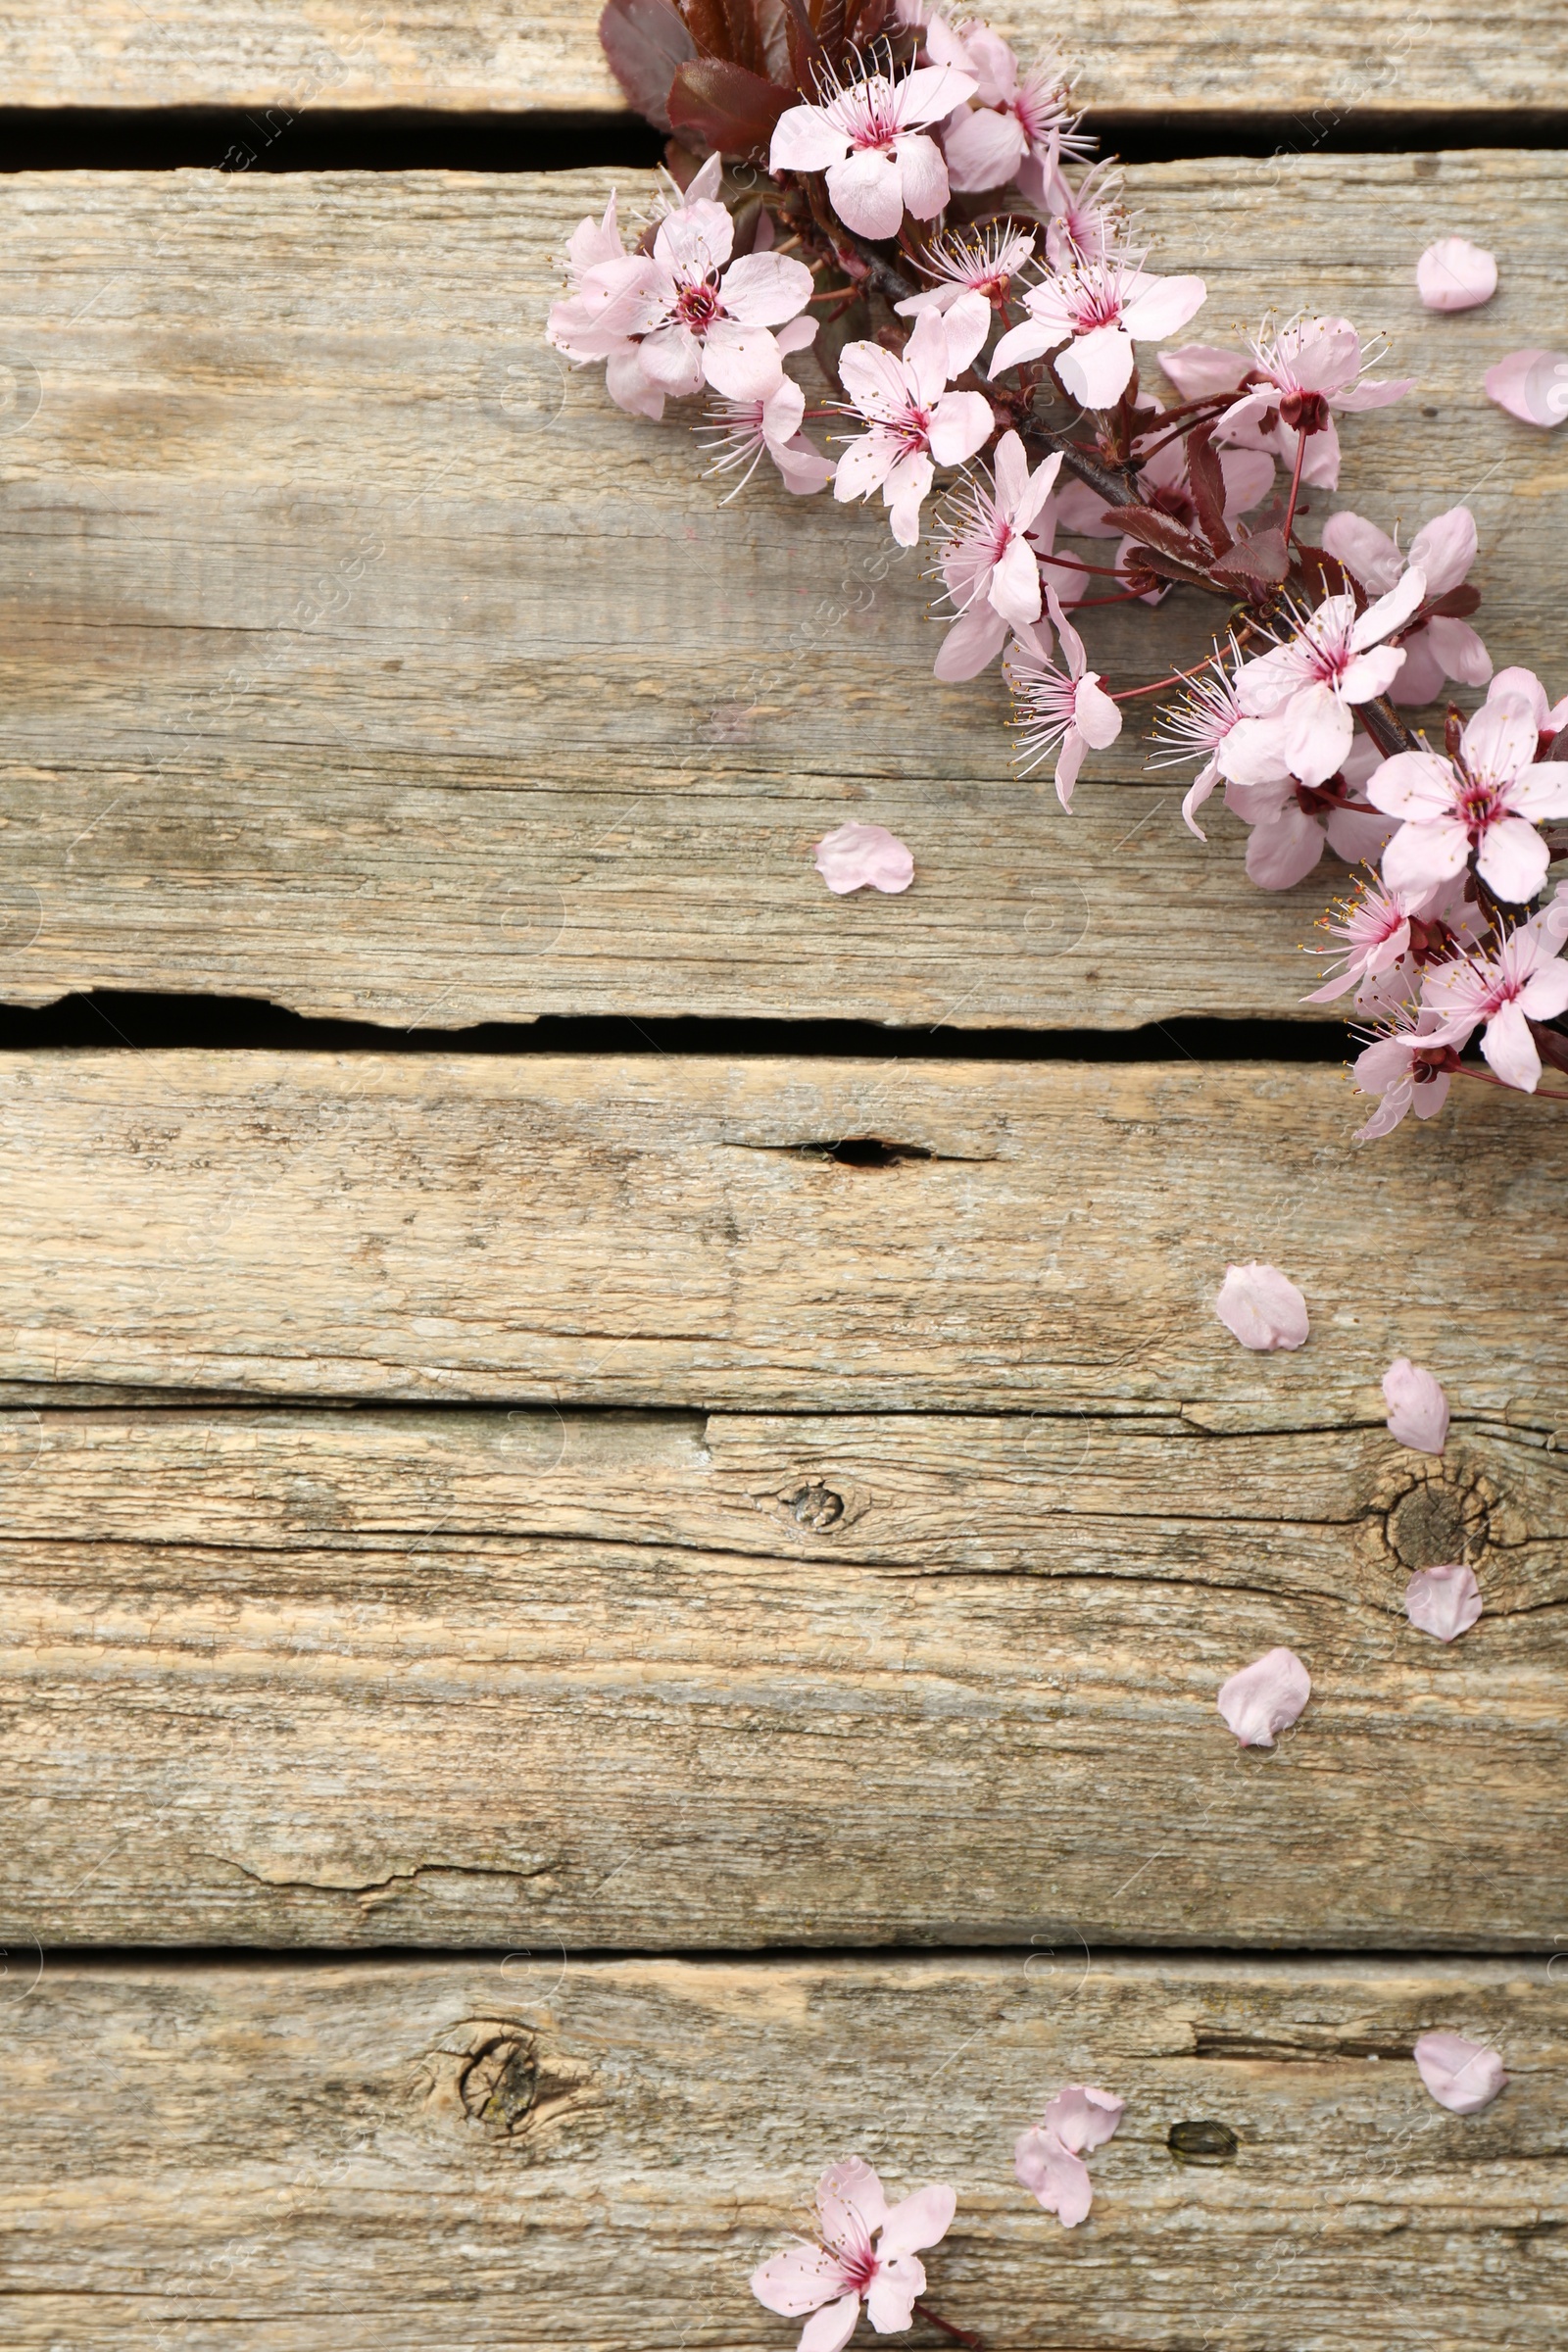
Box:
left=1383, top=1466, right=1492, bottom=1571
left=410, top=2017, right=594, bottom=2142
left=783, top=1482, right=845, bottom=1531
left=1168, top=2119, right=1239, bottom=2166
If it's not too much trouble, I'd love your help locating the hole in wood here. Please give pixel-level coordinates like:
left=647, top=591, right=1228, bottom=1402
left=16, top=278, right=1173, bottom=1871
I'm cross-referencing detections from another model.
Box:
left=782, top=1482, right=846, bottom=1530
left=826, top=1137, right=932, bottom=1167
left=459, top=2031, right=540, bottom=2135
left=1167, top=2119, right=1239, bottom=2165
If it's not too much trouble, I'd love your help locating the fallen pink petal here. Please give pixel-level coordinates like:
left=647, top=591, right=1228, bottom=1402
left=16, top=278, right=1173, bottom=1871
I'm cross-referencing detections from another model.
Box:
left=813, top=823, right=914, bottom=896
left=1382, top=1357, right=1450, bottom=1453
left=1404, top=1564, right=1482, bottom=1642
left=1413, top=2030, right=1507, bottom=2114
left=1015, top=2084, right=1123, bottom=2227
left=1484, top=348, right=1568, bottom=427
left=1217, top=1646, right=1311, bottom=1747
left=1416, top=236, right=1497, bottom=311
left=1214, top=1262, right=1309, bottom=1350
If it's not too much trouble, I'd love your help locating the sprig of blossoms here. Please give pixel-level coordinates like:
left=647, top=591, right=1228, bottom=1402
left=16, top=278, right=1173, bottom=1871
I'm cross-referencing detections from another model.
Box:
left=554, top=0, right=1565, bottom=1142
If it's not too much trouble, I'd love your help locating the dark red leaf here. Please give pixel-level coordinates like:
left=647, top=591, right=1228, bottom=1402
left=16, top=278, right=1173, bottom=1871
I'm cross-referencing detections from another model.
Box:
left=1210, top=527, right=1290, bottom=593
left=1184, top=425, right=1233, bottom=557
left=1545, top=727, right=1568, bottom=764
left=1114, top=502, right=1209, bottom=570
left=668, top=55, right=795, bottom=155
left=599, top=0, right=697, bottom=133
left=678, top=0, right=733, bottom=56
left=1427, top=583, right=1482, bottom=619
left=1294, top=540, right=1353, bottom=603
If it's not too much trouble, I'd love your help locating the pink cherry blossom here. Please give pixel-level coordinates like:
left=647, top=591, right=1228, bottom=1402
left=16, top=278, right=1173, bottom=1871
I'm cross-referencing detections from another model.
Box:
left=1217, top=1646, right=1311, bottom=1747
left=813, top=822, right=914, bottom=896
left=1152, top=655, right=1250, bottom=840
left=1041, top=156, right=1127, bottom=271
left=1005, top=591, right=1123, bottom=808
left=699, top=325, right=835, bottom=499
left=751, top=2157, right=956, bottom=2352
left=1214, top=1260, right=1309, bottom=1350
left=770, top=64, right=978, bottom=241
left=1351, top=1009, right=1456, bottom=1142
left=834, top=309, right=994, bottom=547
left=1383, top=1357, right=1449, bottom=1453
left=1224, top=571, right=1427, bottom=789
left=1368, top=695, right=1568, bottom=905
left=618, top=183, right=816, bottom=402
left=1014, top=2083, right=1124, bottom=2229
left=1413, top=2032, right=1506, bottom=2114
left=1419, top=920, right=1568, bottom=1092
left=932, top=432, right=1062, bottom=679
left=1484, top=348, right=1568, bottom=428
left=990, top=251, right=1207, bottom=411
left=1302, top=874, right=1418, bottom=1003
left=899, top=220, right=1036, bottom=316
left=1319, top=505, right=1491, bottom=705
left=1405, top=1564, right=1482, bottom=1642
left=546, top=189, right=672, bottom=419
left=928, top=19, right=1082, bottom=196
left=1416, top=236, right=1497, bottom=312
left=1161, top=315, right=1413, bottom=490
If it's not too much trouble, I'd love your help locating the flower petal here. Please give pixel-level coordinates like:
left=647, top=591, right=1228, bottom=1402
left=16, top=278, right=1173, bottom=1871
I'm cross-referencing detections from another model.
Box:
left=1407, top=505, right=1478, bottom=598
left=990, top=531, right=1044, bottom=629
left=1351, top=564, right=1429, bottom=650
left=893, top=128, right=952, bottom=221
left=941, top=102, right=1028, bottom=192
left=827, top=148, right=907, bottom=241
left=1383, top=1357, right=1449, bottom=1453
left=719, top=251, right=815, bottom=327
left=1283, top=681, right=1354, bottom=787
left=934, top=602, right=1010, bottom=680
left=813, top=822, right=914, bottom=896
left=1474, top=814, right=1549, bottom=906
left=702, top=321, right=786, bottom=401
left=928, top=390, right=997, bottom=467
left=1478, top=996, right=1543, bottom=1091
left=1366, top=751, right=1458, bottom=818
left=1041, top=2084, right=1125, bottom=2154
left=1404, top=1564, right=1482, bottom=1642
left=1381, top=816, right=1471, bottom=898
left=1216, top=1646, right=1312, bottom=1748
left=1120, top=273, right=1208, bottom=341
left=1417, top=237, right=1497, bottom=312
left=770, top=103, right=851, bottom=173
left=800, top=2291, right=864, bottom=2352
left=864, top=2253, right=925, bottom=2334
left=1214, top=1261, right=1308, bottom=1350
left=1013, top=2125, right=1095, bottom=2228
left=1245, top=805, right=1326, bottom=890
left=1055, top=322, right=1135, bottom=409
left=1158, top=343, right=1250, bottom=398
left=1413, top=2031, right=1506, bottom=2114
left=1320, top=510, right=1403, bottom=594
left=1484, top=348, right=1568, bottom=428
left=752, top=2244, right=847, bottom=2318
left=878, top=2182, right=956, bottom=2257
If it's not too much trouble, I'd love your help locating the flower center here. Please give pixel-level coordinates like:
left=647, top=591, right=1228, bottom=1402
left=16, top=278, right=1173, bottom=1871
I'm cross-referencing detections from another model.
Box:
left=840, top=2243, right=879, bottom=2296
left=1456, top=775, right=1502, bottom=833
left=677, top=278, right=723, bottom=332
left=1069, top=282, right=1122, bottom=330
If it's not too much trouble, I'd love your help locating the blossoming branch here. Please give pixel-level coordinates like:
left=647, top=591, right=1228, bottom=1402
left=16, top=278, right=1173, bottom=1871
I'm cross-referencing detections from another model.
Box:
left=551, top=0, right=1568, bottom=1139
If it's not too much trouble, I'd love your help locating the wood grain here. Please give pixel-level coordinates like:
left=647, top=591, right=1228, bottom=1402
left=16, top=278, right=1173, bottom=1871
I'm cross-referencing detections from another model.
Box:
left=1, top=1, right=1562, bottom=115
left=0, top=1401, right=1562, bottom=1946
left=0, top=153, right=1564, bottom=1026
left=1, top=1954, right=1562, bottom=2348
left=0, top=1052, right=1562, bottom=1421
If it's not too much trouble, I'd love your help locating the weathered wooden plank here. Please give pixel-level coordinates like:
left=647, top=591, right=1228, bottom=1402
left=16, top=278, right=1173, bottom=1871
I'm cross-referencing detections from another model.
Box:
left=1, top=1, right=1562, bottom=116
left=0, top=1403, right=1561, bottom=1946
left=0, top=1053, right=1561, bottom=1422
left=0, top=1955, right=1561, bottom=2348
left=0, top=152, right=1562, bottom=1026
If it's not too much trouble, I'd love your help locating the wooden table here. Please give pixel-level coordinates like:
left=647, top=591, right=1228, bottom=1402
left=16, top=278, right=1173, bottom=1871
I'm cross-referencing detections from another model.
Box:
left=0, top=7, right=1564, bottom=2345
